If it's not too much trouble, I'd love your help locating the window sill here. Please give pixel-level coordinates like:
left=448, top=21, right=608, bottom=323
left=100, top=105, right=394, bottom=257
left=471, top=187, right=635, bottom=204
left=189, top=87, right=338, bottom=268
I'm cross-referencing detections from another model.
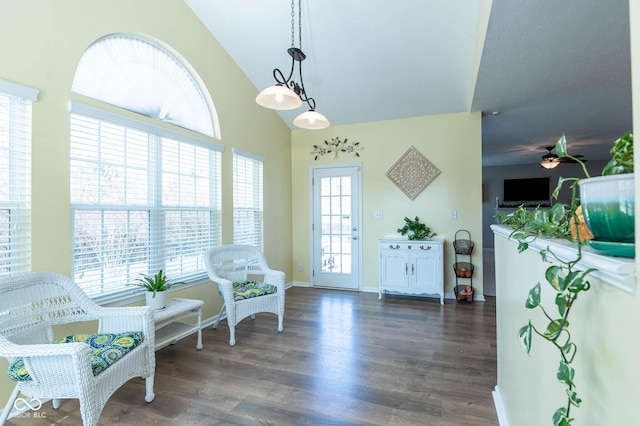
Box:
left=491, top=224, right=636, bottom=294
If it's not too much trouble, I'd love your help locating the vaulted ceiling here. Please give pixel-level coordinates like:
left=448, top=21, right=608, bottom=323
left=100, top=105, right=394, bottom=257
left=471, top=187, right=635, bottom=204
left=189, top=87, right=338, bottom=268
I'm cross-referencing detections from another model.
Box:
left=186, top=0, right=632, bottom=167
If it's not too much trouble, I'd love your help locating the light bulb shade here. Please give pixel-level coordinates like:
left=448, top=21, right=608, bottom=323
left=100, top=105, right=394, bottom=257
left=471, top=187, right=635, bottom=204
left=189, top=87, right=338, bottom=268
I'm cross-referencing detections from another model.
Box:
left=540, top=159, right=560, bottom=169
left=293, top=110, right=330, bottom=129
left=256, top=85, right=302, bottom=110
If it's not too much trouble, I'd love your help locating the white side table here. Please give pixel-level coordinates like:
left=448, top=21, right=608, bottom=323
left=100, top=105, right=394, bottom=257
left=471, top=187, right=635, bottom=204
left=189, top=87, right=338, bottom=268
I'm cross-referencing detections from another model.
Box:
left=153, top=297, right=204, bottom=350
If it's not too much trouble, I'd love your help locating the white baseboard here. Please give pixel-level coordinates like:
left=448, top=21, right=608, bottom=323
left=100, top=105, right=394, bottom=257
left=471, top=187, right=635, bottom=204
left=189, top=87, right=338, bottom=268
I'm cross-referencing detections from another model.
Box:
left=288, top=282, right=487, bottom=302
left=492, top=385, right=509, bottom=426
left=289, top=281, right=311, bottom=288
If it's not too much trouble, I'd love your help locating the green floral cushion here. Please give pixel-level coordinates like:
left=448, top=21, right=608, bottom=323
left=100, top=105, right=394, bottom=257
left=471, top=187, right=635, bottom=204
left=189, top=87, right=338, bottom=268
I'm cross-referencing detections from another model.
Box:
left=232, top=280, right=277, bottom=301
left=7, top=331, right=143, bottom=381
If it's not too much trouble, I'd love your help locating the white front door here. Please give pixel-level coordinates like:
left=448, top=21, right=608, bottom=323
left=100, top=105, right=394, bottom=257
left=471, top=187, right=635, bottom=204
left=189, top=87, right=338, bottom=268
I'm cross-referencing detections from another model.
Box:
left=311, top=165, right=361, bottom=290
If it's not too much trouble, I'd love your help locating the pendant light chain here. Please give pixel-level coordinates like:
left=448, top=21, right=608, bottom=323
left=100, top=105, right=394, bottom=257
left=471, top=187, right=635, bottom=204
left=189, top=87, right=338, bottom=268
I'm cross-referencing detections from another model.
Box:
left=298, top=0, right=302, bottom=51
left=290, top=0, right=295, bottom=47
left=290, top=0, right=302, bottom=50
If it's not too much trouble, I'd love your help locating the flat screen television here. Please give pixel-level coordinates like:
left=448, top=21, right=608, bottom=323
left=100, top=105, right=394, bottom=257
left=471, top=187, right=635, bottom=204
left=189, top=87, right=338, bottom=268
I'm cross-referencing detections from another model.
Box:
left=503, top=177, right=550, bottom=203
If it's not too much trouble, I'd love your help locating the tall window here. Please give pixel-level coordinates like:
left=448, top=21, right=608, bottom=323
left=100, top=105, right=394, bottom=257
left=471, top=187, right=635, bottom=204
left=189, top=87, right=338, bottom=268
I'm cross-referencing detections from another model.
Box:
left=233, top=149, right=264, bottom=249
left=70, top=34, right=220, bottom=299
left=0, top=80, right=37, bottom=277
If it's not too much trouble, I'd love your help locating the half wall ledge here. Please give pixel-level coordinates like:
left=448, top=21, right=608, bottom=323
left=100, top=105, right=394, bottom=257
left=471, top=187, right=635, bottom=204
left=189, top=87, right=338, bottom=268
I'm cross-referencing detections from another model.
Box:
left=491, top=225, right=636, bottom=295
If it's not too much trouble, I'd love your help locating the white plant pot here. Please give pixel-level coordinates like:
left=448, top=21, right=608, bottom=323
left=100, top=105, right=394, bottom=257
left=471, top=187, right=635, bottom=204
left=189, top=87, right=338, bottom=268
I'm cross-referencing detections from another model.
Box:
left=146, top=291, right=167, bottom=310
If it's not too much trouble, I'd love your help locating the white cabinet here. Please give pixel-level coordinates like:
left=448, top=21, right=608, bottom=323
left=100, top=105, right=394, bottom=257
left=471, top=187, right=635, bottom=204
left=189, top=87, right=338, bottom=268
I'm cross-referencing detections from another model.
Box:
left=378, top=239, right=444, bottom=304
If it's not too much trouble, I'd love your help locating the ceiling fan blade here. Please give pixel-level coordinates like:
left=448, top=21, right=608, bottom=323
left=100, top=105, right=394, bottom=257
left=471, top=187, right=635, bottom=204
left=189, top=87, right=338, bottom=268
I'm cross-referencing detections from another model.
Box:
left=557, top=157, right=587, bottom=163
left=540, top=146, right=585, bottom=163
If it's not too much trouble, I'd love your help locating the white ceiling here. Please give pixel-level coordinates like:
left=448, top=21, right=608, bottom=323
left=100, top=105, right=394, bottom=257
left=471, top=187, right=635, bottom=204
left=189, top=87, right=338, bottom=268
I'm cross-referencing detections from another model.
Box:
left=185, top=0, right=632, bottom=167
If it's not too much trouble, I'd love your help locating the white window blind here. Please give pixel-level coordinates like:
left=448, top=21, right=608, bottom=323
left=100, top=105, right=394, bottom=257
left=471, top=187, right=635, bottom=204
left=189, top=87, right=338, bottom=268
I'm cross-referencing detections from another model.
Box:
left=0, top=80, right=37, bottom=277
left=233, top=149, right=264, bottom=250
left=72, top=34, right=218, bottom=138
left=70, top=109, right=222, bottom=299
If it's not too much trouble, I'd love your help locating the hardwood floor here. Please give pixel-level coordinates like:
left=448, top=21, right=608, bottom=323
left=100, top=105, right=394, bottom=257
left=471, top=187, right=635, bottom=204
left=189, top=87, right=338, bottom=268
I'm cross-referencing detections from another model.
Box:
left=7, top=288, right=498, bottom=425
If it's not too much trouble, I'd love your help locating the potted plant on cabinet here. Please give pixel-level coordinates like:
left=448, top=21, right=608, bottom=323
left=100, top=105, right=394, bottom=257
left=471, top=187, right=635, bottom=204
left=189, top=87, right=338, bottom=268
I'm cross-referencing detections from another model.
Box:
left=495, top=132, right=633, bottom=426
left=131, top=270, right=186, bottom=310
left=397, top=216, right=437, bottom=240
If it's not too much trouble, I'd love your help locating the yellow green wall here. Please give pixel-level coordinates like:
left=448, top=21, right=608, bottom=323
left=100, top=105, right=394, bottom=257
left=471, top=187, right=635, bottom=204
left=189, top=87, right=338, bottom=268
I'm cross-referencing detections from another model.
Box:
left=494, top=233, right=639, bottom=425
left=0, top=0, right=292, bottom=406
left=291, top=112, right=484, bottom=296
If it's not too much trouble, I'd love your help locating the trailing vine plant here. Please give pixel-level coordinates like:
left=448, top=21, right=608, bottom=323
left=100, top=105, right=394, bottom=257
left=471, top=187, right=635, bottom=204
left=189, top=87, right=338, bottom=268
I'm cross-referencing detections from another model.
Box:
left=496, top=132, right=633, bottom=425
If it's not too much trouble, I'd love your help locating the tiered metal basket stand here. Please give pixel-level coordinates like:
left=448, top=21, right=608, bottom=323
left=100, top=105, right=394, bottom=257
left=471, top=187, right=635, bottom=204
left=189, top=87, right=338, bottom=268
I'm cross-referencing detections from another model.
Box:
left=453, top=229, right=474, bottom=303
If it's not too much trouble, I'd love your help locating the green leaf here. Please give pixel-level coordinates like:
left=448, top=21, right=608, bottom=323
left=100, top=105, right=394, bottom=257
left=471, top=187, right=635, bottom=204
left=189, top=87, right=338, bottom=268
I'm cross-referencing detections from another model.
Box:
left=556, top=134, right=568, bottom=157
left=517, top=241, right=529, bottom=253
left=545, top=319, right=569, bottom=339
left=552, top=406, right=574, bottom=426
left=602, top=132, right=633, bottom=175
left=518, top=322, right=532, bottom=354
left=567, top=389, right=582, bottom=407
left=562, top=341, right=577, bottom=364
left=548, top=203, right=567, bottom=223
left=566, top=268, right=596, bottom=293
left=525, top=283, right=541, bottom=308
left=555, top=293, right=568, bottom=316
left=546, top=266, right=565, bottom=291
left=557, top=361, right=575, bottom=387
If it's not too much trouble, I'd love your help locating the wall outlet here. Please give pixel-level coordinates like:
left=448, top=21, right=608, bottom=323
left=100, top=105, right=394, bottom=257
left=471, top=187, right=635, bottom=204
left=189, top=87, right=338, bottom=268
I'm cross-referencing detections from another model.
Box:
left=374, top=210, right=383, bottom=219
left=298, top=263, right=304, bottom=272
left=451, top=210, right=457, bottom=219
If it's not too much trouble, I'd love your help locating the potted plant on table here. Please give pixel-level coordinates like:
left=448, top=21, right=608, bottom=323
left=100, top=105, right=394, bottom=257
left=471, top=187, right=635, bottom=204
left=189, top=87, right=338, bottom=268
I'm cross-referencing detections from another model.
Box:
left=495, top=132, right=633, bottom=426
left=130, top=270, right=186, bottom=310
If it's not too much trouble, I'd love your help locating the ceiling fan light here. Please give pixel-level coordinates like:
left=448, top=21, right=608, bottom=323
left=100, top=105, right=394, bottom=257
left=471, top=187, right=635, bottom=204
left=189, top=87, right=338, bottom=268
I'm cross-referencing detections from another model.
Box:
left=294, top=110, right=330, bottom=129
left=256, top=85, right=302, bottom=110
left=540, top=159, right=560, bottom=169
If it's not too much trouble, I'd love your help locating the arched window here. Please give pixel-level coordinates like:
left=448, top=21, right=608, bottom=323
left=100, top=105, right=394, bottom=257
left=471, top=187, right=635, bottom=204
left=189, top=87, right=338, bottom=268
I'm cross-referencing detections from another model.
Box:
left=70, top=34, right=222, bottom=299
left=72, top=33, right=218, bottom=138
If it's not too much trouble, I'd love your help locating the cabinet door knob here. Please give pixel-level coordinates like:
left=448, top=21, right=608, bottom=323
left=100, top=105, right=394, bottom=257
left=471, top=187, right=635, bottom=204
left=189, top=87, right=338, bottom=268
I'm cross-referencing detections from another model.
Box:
left=408, top=245, right=411, bottom=249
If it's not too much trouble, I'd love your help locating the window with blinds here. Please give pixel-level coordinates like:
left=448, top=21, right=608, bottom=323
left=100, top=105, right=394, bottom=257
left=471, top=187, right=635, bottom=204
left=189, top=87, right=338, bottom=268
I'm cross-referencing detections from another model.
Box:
left=69, top=34, right=221, bottom=299
left=233, top=149, right=264, bottom=250
left=70, top=106, right=222, bottom=298
left=0, top=80, right=37, bottom=277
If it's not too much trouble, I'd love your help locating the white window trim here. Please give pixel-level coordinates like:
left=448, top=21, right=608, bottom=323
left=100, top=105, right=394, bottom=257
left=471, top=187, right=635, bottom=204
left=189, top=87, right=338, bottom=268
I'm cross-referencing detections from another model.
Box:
left=0, top=79, right=39, bottom=102
left=69, top=101, right=223, bottom=153
left=232, top=147, right=265, bottom=163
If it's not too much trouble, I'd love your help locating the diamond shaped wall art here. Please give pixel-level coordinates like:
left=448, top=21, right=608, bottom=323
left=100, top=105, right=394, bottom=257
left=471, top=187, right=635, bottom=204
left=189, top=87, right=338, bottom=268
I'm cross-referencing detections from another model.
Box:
left=385, top=146, right=441, bottom=200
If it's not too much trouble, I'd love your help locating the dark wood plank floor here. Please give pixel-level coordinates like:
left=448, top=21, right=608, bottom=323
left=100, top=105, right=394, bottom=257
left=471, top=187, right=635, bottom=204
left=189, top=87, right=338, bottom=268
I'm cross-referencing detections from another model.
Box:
left=7, top=288, right=498, bottom=425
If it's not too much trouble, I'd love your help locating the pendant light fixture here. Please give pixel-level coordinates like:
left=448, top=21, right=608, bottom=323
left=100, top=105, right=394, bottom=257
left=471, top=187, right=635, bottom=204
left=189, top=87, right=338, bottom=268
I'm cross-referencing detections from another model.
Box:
left=255, top=0, right=330, bottom=129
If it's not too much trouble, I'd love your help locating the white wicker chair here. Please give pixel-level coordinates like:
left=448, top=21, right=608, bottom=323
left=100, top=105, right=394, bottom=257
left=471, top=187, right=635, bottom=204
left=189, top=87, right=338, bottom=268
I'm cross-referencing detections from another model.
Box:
left=205, top=245, right=285, bottom=346
left=0, top=272, right=155, bottom=426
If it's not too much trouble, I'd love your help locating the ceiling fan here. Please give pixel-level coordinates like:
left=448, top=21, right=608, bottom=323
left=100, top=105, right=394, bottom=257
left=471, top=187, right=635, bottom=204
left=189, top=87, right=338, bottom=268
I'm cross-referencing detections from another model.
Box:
left=540, top=146, right=586, bottom=169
